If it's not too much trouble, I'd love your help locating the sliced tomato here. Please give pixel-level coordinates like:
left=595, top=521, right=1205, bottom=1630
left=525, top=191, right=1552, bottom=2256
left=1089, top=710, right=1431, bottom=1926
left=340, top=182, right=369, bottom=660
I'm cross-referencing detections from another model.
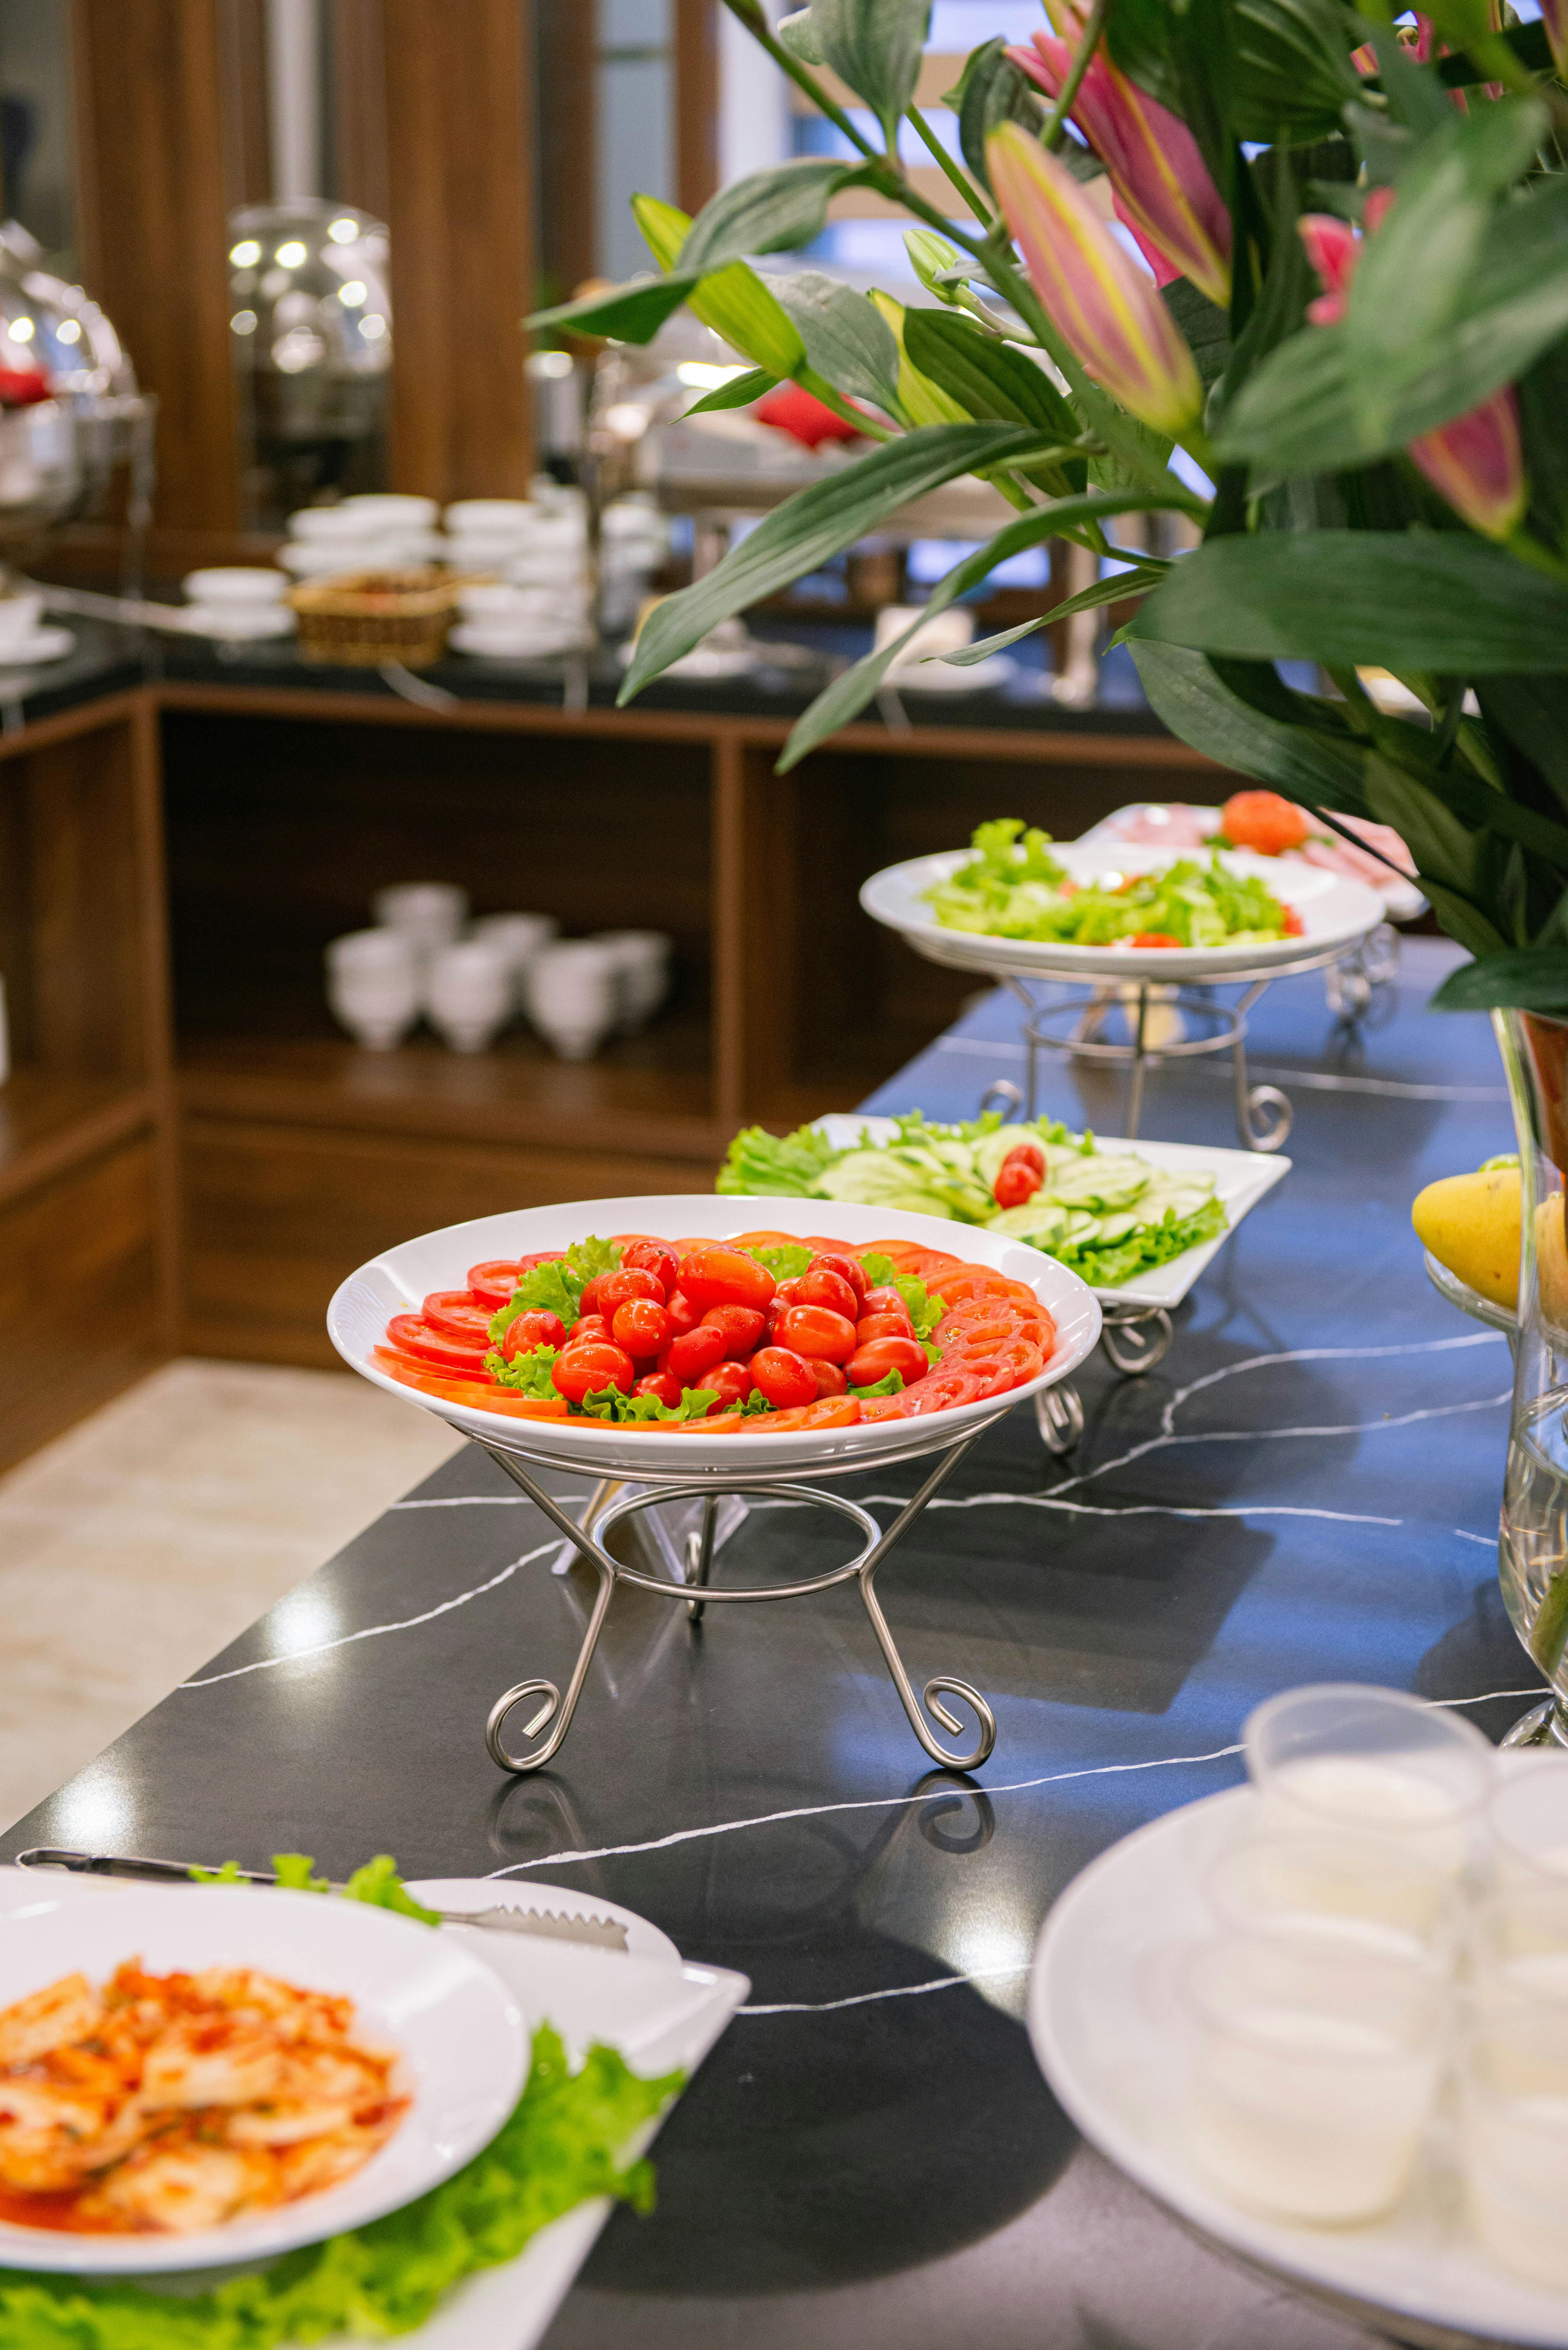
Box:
left=879, top=1364, right=991, bottom=1417
left=726, top=1229, right=810, bottom=1251
left=743, top=1396, right=862, bottom=1432
left=466, top=1260, right=523, bottom=1308
left=385, top=1313, right=488, bottom=1373
left=422, top=1291, right=494, bottom=1346
left=371, top=1348, right=569, bottom=1416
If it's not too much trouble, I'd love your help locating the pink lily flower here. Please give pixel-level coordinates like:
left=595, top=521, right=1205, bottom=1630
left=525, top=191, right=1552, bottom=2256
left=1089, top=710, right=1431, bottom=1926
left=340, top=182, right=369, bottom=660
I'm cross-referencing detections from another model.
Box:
left=1006, top=23, right=1231, bottom=307
left=1541, top=0, right=1567, bottom=75
left=988, top=121, right=1204, bottom=439
left=1298, top=208, right=1526, bottom=541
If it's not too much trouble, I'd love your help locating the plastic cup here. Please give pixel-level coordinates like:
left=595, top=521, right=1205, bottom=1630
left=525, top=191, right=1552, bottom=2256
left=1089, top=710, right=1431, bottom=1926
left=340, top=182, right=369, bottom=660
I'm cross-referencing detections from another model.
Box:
left=1487, top=1756, right=1568, bottom=1885
left=1205, top=1833, right=1460, bottom=1970
left=1461, top=2003, right=1568, bottom=2289
left=1470, top=1879, right=1568, bottom=2018
left=1182, top=1933, right=1449, bottom=2224
left=1244, top=1684, right=1494, bottom=1875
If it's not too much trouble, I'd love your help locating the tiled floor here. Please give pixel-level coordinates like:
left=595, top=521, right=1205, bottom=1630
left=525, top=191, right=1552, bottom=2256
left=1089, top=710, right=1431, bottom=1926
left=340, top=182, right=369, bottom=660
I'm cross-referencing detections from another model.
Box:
left=0, top=1360, right=462, bottom=1835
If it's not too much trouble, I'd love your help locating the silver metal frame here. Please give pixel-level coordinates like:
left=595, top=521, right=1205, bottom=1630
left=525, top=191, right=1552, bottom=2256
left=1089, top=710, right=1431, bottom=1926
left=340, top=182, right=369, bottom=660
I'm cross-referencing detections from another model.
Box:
left=476, top=1421, right=1007, bottom=1780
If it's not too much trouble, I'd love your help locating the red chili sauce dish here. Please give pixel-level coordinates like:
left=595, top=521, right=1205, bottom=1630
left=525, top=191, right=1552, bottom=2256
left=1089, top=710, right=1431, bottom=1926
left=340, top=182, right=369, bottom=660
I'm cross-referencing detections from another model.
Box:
left=374, top=1232, right=1057, bottom=1433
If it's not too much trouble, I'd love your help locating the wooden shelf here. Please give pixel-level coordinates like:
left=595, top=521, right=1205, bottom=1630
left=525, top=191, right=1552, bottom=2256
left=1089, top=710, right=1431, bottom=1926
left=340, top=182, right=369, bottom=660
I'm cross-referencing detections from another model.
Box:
left=0, top=1071, right=157, bottom=1209
left=178, top=1027, right=722, bottom=1159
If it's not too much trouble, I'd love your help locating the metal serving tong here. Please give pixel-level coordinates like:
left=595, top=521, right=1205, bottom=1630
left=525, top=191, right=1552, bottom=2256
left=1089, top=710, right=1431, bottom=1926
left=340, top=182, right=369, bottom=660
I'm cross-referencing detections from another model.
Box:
left=13, top=1847, right=629, bottom=1953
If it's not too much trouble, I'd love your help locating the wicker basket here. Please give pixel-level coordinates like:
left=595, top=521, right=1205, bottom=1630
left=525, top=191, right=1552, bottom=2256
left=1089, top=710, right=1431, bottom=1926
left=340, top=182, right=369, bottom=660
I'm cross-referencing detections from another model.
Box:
left=287, top=568, right=460, bottom=668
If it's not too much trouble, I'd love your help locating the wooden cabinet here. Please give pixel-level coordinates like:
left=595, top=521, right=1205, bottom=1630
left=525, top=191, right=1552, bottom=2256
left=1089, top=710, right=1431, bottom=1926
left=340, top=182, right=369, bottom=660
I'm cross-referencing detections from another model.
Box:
left=0, top=673, right=1227, bottom=1434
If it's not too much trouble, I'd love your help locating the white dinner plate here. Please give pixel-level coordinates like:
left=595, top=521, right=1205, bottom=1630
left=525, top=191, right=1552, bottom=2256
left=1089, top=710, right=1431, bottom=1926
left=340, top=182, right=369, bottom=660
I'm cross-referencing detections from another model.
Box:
left=1030, top=1782, right=1568, bottom=2350
left=0, top=1884, right=527, bottom=2275
left=813, top=1118, right=1291, bottom=1311
left=328, top=1193, right=1102, bottom=1475
left=860, top=840, right=1387, bottom=982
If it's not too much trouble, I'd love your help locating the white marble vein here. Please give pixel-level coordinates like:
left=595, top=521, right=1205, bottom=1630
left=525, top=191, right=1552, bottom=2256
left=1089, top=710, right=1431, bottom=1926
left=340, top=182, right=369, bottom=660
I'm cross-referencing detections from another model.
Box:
left=180, top=1541, right=560, bottom=1687
left=739, top=1960, right=1032, bottom=2016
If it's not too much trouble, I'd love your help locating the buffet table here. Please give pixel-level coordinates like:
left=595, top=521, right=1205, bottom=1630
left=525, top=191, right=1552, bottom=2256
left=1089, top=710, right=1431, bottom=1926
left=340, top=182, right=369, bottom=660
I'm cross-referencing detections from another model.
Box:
left=0, top=936, right=1524, bottom=2346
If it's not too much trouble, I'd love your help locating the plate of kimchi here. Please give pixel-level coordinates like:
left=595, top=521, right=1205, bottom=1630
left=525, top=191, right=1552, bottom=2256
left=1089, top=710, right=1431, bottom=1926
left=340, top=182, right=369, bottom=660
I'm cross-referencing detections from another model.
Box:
left=0, top=1886, right=525, bottom=2272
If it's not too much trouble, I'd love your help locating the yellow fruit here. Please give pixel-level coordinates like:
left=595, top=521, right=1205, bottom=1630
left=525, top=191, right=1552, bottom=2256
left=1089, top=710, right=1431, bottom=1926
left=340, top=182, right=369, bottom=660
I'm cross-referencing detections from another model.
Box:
left=1412, top=1168, right=1521, bottom=1308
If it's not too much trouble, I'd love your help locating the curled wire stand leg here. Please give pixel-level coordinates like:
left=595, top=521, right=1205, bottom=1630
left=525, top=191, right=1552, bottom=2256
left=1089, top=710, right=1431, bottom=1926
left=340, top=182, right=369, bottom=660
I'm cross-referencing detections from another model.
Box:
left=1100, top=1302, right=1174, bottom=1376
left=470, top=1425, right=1005, bottom=1776
left=1036, top=1382, right=1084, bottom=1454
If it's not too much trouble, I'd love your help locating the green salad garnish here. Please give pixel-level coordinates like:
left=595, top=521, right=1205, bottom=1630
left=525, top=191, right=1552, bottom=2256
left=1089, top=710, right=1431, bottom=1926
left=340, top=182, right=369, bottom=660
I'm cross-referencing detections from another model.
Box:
left=922, top=818, right=1295, bottom=949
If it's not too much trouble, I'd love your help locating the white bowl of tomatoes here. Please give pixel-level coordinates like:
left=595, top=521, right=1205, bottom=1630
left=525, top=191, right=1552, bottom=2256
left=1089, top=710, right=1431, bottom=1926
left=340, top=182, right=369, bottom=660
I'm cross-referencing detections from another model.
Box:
left=328, top=1195, right=1103, bottom=1475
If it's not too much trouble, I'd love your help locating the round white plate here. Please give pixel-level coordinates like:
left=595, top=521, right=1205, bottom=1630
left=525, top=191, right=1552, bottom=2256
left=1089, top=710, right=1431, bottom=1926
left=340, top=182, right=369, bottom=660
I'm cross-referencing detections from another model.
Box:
left=0, top=1884, right=526, bottom=2274
left=328, top=1193, right=1102, bottom=1476
left=0, top=625, right=74, bottom=665
left=1030, top=1783, right=1568, bottom=2350
left=406, top=1878, right=680, bottom=1967
left=860, top=840, right=1386, bottom=982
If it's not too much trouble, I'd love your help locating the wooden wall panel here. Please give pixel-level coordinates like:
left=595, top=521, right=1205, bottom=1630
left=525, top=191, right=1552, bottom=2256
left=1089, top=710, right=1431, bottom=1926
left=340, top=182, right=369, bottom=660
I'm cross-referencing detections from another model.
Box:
left=0, top=1137, right=162, bottom=1472
left=332, top=0, right=391, bottom=224
left=73, top=0, right=239, bottom=534
left=675, top=0, right=720, bottom=219
left=381, top=0, right=536, bottom=498
left=535, top=0, right=595, bottom=301
left=183, top=1118, right=715, bottom=1364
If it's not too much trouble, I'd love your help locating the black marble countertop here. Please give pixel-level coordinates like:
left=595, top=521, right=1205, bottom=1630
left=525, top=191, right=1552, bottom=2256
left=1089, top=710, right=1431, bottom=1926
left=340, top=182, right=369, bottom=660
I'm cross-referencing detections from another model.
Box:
left=5, top=610, right=1169, bottom=736
left=1, top=937, right=1527, bottom=2350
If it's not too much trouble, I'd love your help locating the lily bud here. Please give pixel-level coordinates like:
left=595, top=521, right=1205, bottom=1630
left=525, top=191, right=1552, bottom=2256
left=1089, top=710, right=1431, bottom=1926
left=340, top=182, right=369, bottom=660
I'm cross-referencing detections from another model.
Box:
left=1006, top=29, right=1231, bottom=307
left=987, top=121, right=1204, bottom=439
left=1542, top=0, right=1568, bottom=75
left=1408, top=390, right=1527, bottom=542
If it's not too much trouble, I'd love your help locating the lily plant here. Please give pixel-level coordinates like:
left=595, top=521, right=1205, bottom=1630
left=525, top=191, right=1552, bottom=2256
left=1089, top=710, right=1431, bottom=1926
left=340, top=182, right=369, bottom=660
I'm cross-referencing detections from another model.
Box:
left=528, top=0, right=1568, bottom=1015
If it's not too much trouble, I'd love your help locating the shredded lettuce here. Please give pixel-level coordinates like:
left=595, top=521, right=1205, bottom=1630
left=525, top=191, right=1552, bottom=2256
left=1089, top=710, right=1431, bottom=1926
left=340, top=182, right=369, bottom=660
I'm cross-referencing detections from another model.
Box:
left=576, top=1383, right=718, bottom=1424
left=923, top=834, right=1292, bottom=949
left=0, top=2025, right=681, bottom=2349
left=718, top=1126, right=839, bottom=1198
left=490, top=1238, right=622, bottom=1345
left=1051, top=1195, right=1228, bottom=1287
left=191, top=1850, right=438, bottom=1922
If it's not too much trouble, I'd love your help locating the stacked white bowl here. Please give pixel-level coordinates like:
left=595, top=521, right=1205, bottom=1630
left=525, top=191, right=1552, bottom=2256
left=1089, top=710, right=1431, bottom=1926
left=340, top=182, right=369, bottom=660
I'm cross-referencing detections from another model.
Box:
left=279, top=494, right=442, bottom=579
left=181, top=567, right=295, bottom=641
left=324, top=887, right=669, bottom=1060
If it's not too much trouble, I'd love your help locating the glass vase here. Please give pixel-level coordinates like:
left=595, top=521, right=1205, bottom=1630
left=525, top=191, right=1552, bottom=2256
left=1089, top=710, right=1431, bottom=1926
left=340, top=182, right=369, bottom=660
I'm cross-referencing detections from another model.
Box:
left=1498, top=1008, right=1568, bottom=1746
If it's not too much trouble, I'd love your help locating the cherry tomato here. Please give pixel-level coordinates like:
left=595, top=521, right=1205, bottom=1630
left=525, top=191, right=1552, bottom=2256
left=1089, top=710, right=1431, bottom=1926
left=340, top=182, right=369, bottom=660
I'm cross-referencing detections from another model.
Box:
left=860, top=1285, right=908, bottom=1320
left=702, top=1360, right=755, bottom=1411
left=700, top=1303, right=766, bottom=1359
left=809, top=1358, right=848, bottom=1398
left=848, top=1335, right=931, bottom=1389
left=385, top=1313, right=486, bottom=1373
left=1221, top=788, right=1310, bottom=855
left=598, top=1266, right=664, bottom=1314
left=676, top=1245, right=776, bottom=1315
left=1282, top=906, right=1305, bottom=936
left=566, top=1313, right=611, bottom=1347
left=501, top=1308, right=566, bottom=1359
left=774, top=1304, right=857, bottom=1364
left=613, top=1298, right=671, bottom=1358
left=809, top=1251, right=868, bottom=1304
left=749, top=1346, right=817, bottom=1409
left=664, top=1288, right=703, bottom=1338
left=634, top=1368, right=682, bottom=1410
left=855, top=1310, right=915, bottom=1346
left=422, top=1291, right=495, bottom=1346
left=794, top=1266, right=859, bottom=1319
left=1129, top=932, right=1182, bottom=949
left=665, top=1325, right=729, bottom=1384
left=773, top=1277, right=807, bottom=1313
left=578, top=1275, right=608, bottom=1318
left=622, top=1239, right=680, bottom=1288
left=992, top=1149, right=1044, bottom=1209
left=552, top=1341, right=635, bottom=1401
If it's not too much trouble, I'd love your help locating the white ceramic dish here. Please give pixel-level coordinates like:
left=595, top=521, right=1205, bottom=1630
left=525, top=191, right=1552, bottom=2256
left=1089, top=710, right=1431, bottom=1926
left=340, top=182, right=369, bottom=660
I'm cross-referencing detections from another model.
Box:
left=0, top=1869, right=747, bottom=2349
left=0, top=1884, right=527, bottom=2275
left=1077, top=800, right=1428, bottom=924
left=892, top=652, right=1018, bottom=694
left=1029, top=1778, right=1568, bottom=2350
left=813, top=1117, right=1291, bottom=1312
left=181, top=566, right=287, bottom=605
left=0, top=625, right=74, bottom=665
left=328, top=1193, right=1102, bottom=1475
left=860, top=841, right=1386, bottom=982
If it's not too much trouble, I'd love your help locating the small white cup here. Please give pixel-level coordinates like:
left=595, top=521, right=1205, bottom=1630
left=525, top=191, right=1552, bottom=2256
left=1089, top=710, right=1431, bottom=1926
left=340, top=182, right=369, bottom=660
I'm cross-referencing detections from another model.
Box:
left=470, top=913, right=559, bottom=1005
left=182, top=566, right=286, bottom=605
left=590, top=929, right=671, bottom=1030
left=524, top=940, right=619, bottom=1062
left=372, top=882, right=469, bottom=952
left=0, top=589, right=45, bottom=646
left=287, top=505, right=384, bottom=542
left=325, top=929, right=420, bottom=1050
left=426, top=938, right=512, bottom=1053
left=456, top=581, right=575, bottom=623
left=340, top=493, right=441, bottom=528
left=445, top=498, right=536, bottom=533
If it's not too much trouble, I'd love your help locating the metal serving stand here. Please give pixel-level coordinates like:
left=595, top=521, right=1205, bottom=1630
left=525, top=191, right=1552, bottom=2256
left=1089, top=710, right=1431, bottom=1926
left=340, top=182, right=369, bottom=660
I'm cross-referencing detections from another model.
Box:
left=473, top=1420, right=1013, bottom=1780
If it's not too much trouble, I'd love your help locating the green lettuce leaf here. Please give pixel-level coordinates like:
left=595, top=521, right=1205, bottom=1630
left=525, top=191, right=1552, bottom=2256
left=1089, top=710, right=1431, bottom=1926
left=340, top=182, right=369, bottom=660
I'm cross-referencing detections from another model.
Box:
left=0, top=2027, right=682, bottom=2348
left=717, top=1123, right=842, bottom=1197
left=1055, top=1196, right=1228, bottom=1287
left=271, top=1853, right=330, bottom=1894
left=576, top=1384, right=719, bottom=1423
left=746, top=1242, right=814, bottom=1280
left=486, top=1342, right=561, bottom=1397
left=342, top=1855, right=443, bottom=1926
left=849, top=1368, right=904, bottom=1399
left=490, top=1238, right=622, bottom=1343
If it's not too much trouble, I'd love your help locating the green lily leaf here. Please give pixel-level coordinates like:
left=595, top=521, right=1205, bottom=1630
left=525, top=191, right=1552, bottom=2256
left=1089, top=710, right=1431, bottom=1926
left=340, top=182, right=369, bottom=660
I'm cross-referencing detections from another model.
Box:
left=526, top=273, right=704, bottom=345
left=681, top=367, right=777, bottom=416
left=1163, top=280, right=1231, bottom=394
left=903, top=307, right=1080, bottom=442
left=679, top=158, right=879, bottom=272
left=1436, top=19, right=1554, bottom=82
left=780, top=0, right=932, bottom=143
left=767, top=270, right=903, bottom=414
left=1128, top=643, right=1372, bottom=813
left=1127, top=532, right=1568, bottom=674
left=633, top=191, right=808, bottom=379
left=1108, top=0, right=1360, bottom=147
left=1429, top=949, right=1568, bottom=1013
left=620, top=423, right=1062, bottom=702
left=1362, top=755, right=1486, bottom=898
left=937, top=567, right=1170, bottom=665
left=946, top=36, right=1045, bottom=194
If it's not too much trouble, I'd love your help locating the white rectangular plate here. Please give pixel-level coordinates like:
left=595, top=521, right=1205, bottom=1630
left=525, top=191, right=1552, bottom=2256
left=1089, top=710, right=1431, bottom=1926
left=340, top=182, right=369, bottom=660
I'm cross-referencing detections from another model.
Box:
left=813, top=1118, right=1291, bottom=1312
left=0, top=1869, right=747, bottom=2350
